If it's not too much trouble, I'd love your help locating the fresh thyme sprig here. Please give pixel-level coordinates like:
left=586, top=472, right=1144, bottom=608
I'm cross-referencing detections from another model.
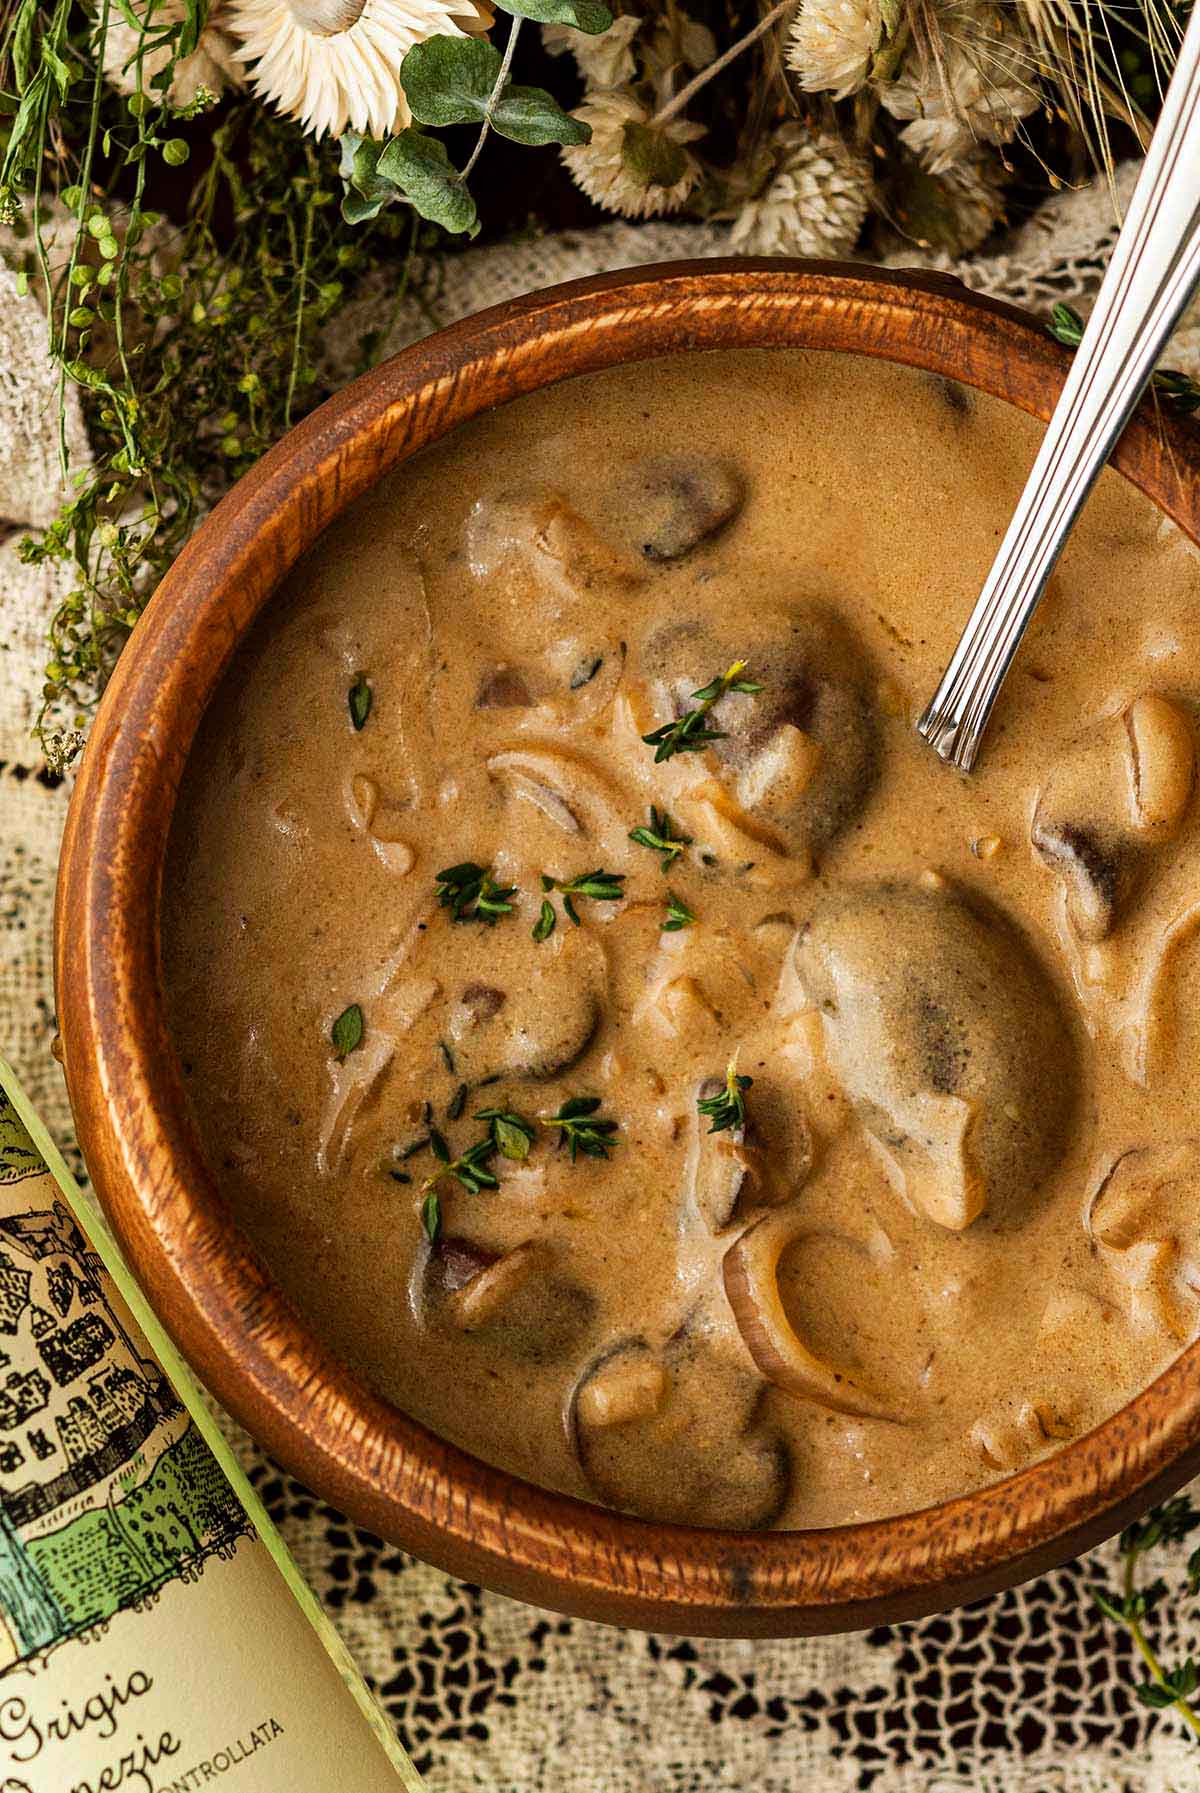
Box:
left=476, top=1107, right=537, bottom=1161
left=543, top=1096, right=619, bottom=1160
left=533, top=868, right=625, bottom=938
left=422, top=1127, right=499, bottom=1195
left=629, top=806, right=692, bottom=869
left=1091, top=1495, right=1200, bottom=1743
left=663, top=891, right=696, bottom=931
left=435, top=861, right=517, bottom=925
left=697, top=1057, right=753, bottom=1133
left=641, top=662, right=763, bottom=764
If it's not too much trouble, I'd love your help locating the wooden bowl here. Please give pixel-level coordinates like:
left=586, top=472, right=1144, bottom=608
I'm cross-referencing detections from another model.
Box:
left=55, top=261, right=1200, bottom=1637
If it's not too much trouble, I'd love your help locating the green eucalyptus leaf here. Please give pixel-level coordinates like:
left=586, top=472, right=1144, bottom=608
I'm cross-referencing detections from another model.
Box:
left=12, top=0, right=37, bottom=95
left=491, top=0, right=612, bottom=34
left=401, top=35, right=502, bottom=125
left=621, top=119, right=687, bottom=189
left=338, top=131, right=398, bottom=223
left=376, top=128, right=479, bottom=237
left=491, top=85, right=591, bottom=146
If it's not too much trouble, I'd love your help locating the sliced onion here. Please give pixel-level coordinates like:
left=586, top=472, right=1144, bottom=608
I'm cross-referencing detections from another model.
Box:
left=722, top=1213, right=893, bottom=1420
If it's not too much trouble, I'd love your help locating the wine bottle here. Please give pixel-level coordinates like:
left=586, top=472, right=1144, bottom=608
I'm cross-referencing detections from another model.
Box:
left=0, top=1057, right=421, bottom=1793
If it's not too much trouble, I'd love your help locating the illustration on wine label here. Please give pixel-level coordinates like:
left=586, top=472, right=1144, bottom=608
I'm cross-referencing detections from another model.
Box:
left=0, top=1091, right=250, bottom=1667
left=0, top=1065, right=422, bottom=1792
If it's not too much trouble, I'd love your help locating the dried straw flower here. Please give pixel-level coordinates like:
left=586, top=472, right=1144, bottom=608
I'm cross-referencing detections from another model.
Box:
left=881, top=0, right=1038, bottom=172
left=561, top=89, right=704, bottom=218
left=543, top=14, right=642, bottom=88
left=891, top=151, right=1007, bottom=253
left=101, top=0, right=243, bottom=107
left=729, top=124, right=870, bottom=258
left=786, top=0, right=881, bottom=100
left=227, top=0, right=491, bottom=140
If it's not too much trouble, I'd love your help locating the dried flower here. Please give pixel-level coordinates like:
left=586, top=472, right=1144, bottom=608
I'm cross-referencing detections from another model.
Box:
left=561, top=89, right=704, bottom=218
left=543, top=14, right=641, bottom=88
left=101, top=0, right=244, bottom=107
left=228, top=0, right=491, bottom=140
left=786, top=0, right=881, bottom=100
left=881, top=0, right=1038, bottom=173
left=729, top=125, right=870, bottom=259
left=892, top=152, right=1007, bottom=254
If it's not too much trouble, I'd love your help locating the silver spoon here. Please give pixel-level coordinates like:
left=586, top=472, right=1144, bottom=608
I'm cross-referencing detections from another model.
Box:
left=916, top=6, right=1200, bottom=773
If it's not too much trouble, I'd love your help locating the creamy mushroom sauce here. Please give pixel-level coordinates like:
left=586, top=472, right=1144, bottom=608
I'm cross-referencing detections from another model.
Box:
left=163, top=347, right=1200, bottom=1531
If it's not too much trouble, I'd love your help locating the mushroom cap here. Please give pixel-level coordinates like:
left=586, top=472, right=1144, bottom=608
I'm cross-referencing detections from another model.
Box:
left=795, top=878, right=1077, bottom=1230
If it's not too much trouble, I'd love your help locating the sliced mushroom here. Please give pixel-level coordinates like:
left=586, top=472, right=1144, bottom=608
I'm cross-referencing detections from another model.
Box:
left=685, top=1075, right=812, bottom=1232
left=569, top=1335, right=790, bottom=1528
left=1086, top=1143, right=1200, bottom=1341
left=968, top=1401, right=1069, bottom=1472
left=1032, top=694, right=1196, bottom=941
left=466, top=489, right=645, bottom=597
left=794, top=878, right=1076, bottom=1230
left=723, top=1213, right=893, bottom=1418
left=446, top=929, right=604, bottom=1083
left=487, top=748, right=625, bottom=845
left=609, top=455, right=745, bottom=562
left=414, top=1234, right=595, bottom=1363
left=641, top=608, right=879, bottom=856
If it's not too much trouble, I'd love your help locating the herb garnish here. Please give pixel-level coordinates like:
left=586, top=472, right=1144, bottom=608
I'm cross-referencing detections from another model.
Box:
left=629, top=805, right=692, bottom=869
left=1091, top=1496, right=1200, bottom=1741
left=421, top=1191, right=442, bottom=1245
left=477, top=1107, right=537, bottom=1161
left=535, top=868, right=626, bottom=936
left=446, top=1082, right=468, bottom=1121
left=663, top=891, right=696, bottom=932
left=439, top=1040, right=457, bottom=1075
left=435, top=862, right=517, bottom=925
left=348, top=671, right=372, bottom=731
left=544, top=1096, right=619, bottom=1161
left=641, top=662, right=763, bottom=764
left=698, top=1058, right=753, bottom=1134
left=422, top=1128, right=499, bottom=1195
left=330, top=1003, right=364, bottom=1061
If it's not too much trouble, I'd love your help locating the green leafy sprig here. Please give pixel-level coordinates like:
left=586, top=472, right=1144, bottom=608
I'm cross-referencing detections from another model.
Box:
left=641, top=662, right=763, bottom=764
left=697, top=1057, right=753, bottom=1133
left=1091, top=1496, right=1200, bottom=1742
left=1049, top=304, right=1200, bottom=415
left=534, top=868, right=625, bottom=937
left=477, top=1106, right=537, bottom=1160
left=629, top=806, right=692, bottom=869
left=543, top=1095, right=619, bottom=1160
left=663, top=891, right=696, bottom=931
left=422, top=1127, right=500, bottom=1195
left=435, top=861, right=518, bottom=924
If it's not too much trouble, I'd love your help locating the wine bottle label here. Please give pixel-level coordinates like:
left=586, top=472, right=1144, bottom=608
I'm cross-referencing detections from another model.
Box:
left=0, top=1064, right=422, bottom=1792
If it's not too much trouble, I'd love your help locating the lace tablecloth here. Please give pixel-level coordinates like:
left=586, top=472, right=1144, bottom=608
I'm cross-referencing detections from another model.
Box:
left=6, top=164, right=1200, bottom=1791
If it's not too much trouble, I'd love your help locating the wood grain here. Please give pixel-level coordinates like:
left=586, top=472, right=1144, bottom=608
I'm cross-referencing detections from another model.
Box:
left=54, top=261, right=1200, bottom=1636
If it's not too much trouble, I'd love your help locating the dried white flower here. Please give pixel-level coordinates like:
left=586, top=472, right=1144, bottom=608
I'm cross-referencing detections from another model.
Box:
left=729, top=125, right=870, bottom=259
left=561, top=89, right=704, bottom=218
left=891, top=152, right=1007, bottom=253
left=101, top=0, right=243, bottom=107
left=881, top=0, right=1038, bottom=172
left=227, top=0, right=490, bottom=140
left=543, top=15, right=641, bottom=88
left=786, top=0, right=880, bottom=100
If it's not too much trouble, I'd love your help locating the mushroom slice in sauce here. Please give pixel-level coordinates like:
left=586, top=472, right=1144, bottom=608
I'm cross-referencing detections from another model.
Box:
left=641, top=608, right=879, bottom=856
left=609, top=455, right=745, bottom=562
left=1086, top=1143, right=1200, bottom=1341
left=466, top=489, right=645, bottom=598
left=446, top=928, right=605, bottom=1084
left=794, top=878, right=1077, bottom=1231
left=723, top=1213, right=893, bottom=1418
left=415, top=1234, right=595, bottom=1363
left=685, top=1075, right=813, bottom=1232
left=1032, top=694, right=1196, bottom=941
left=568, top=1335, right=790, bottom=1529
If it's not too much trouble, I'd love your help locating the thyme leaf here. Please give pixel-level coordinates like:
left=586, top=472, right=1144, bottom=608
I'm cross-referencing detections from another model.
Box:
left=476, top=1106, right=537, bottom=1160
left=435, top=861, right=517, bottom=925
left=697, top=1057, right=752, bottom=1133
left=629, top=805, right=692, bottom=869
left=421, top=1190, right=442, bottom=1244
left=422, top=1128, right=499, bottom=1195
left=641, top=661, right=763, bottom=764
left=532, top=897, right=556, bottom=942
left=663, top=890, right=696, bottom=931
left=348, top=671, right=372, bottom=730
left=535, top=868, right=625, bottom=938
left=543, top=1094, right=619, bottom=1161
left=330, top=1002, right=364, bottom=1060
left=1091, top=1495, right=1200, bottom=1744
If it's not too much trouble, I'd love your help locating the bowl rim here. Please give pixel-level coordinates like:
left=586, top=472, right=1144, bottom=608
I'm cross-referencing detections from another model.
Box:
left=55, top=258, right=1200, bottom=1636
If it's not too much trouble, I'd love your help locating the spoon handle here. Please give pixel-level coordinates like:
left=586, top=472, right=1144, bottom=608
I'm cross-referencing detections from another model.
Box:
left=916, top=8, right=1200, bottom=773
